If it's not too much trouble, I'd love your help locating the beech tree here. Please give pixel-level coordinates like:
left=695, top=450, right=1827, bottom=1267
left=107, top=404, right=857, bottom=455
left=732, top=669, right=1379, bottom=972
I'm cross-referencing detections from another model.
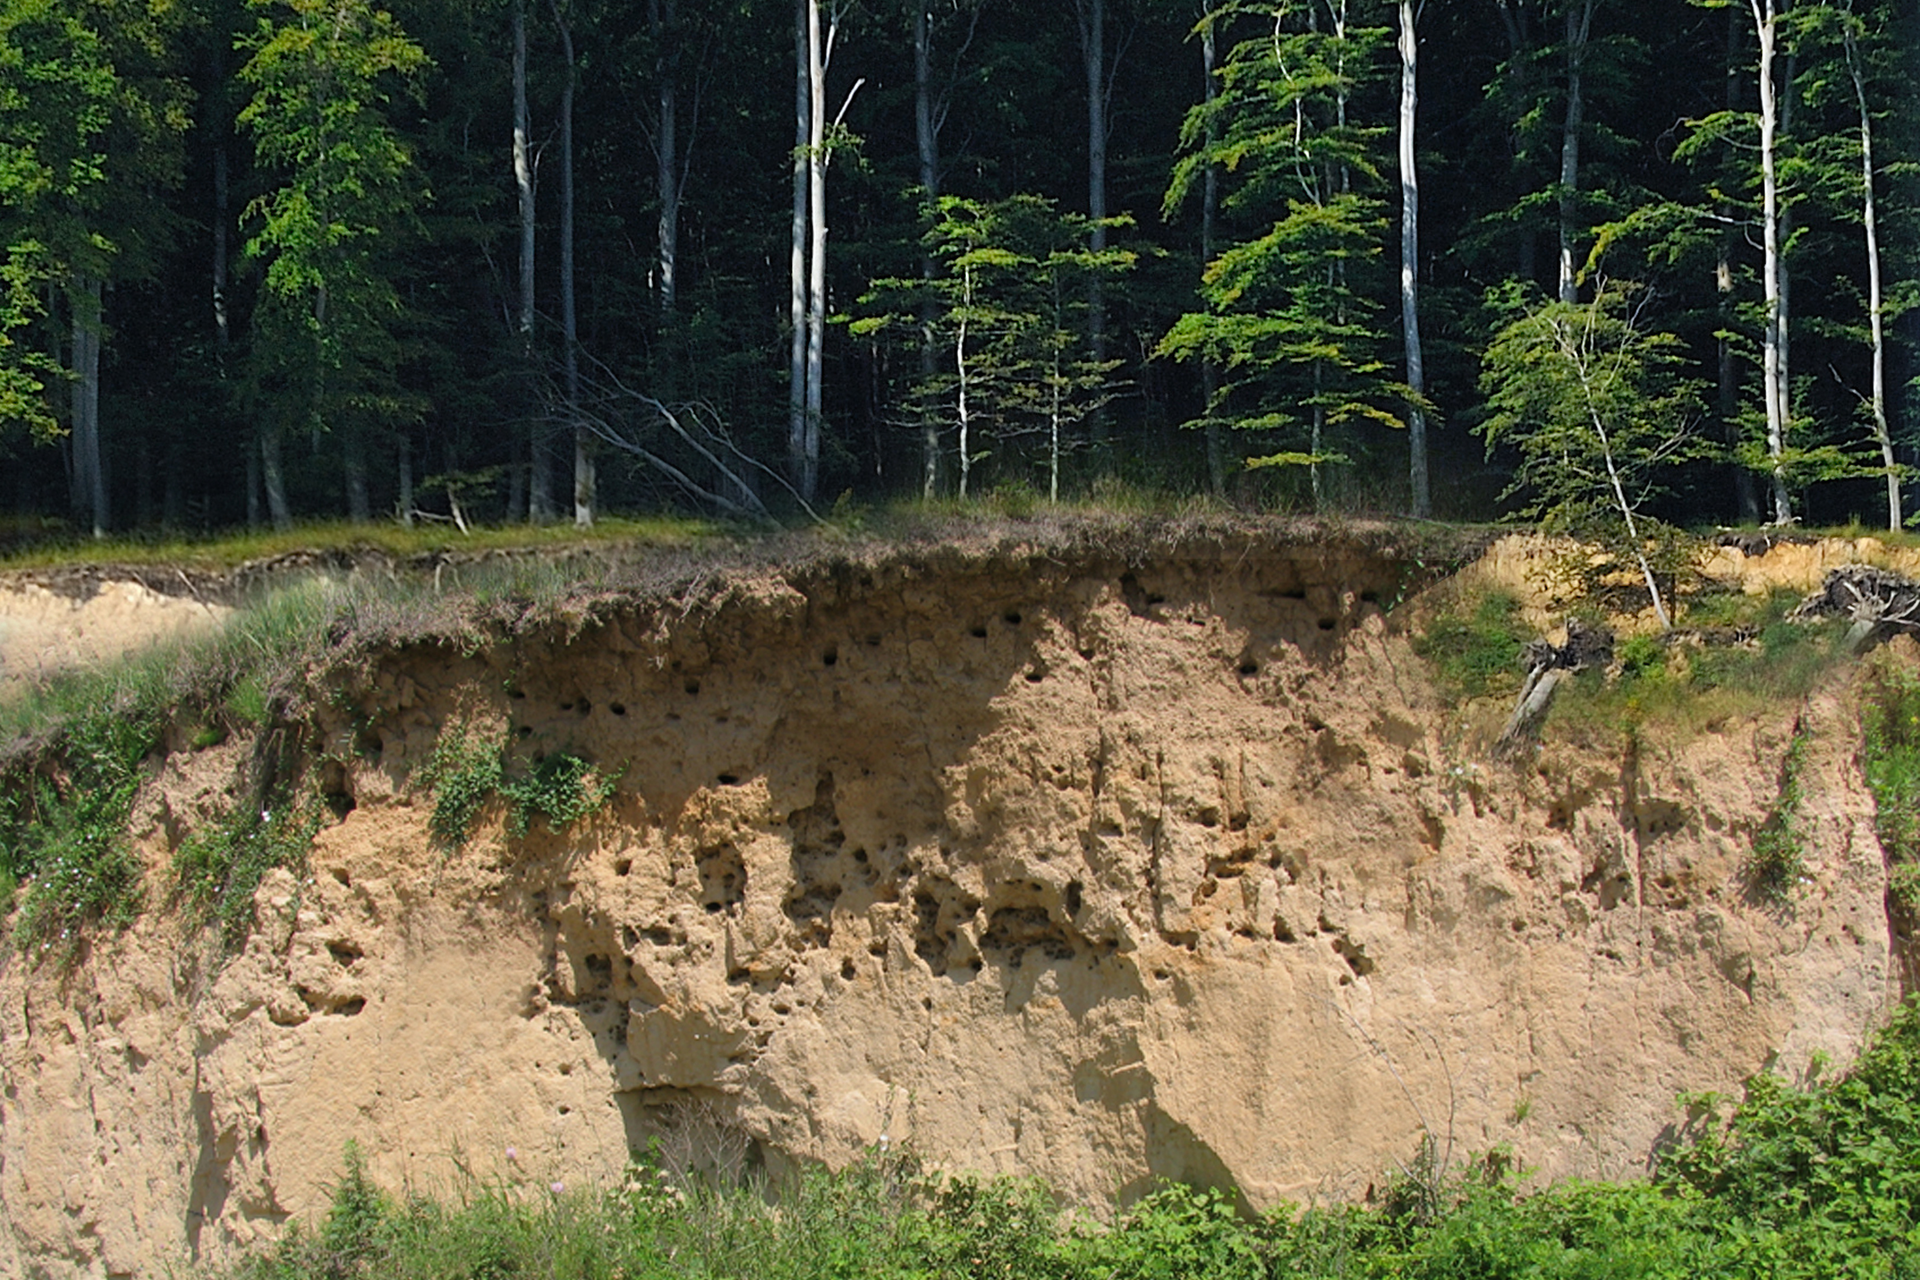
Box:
left=1479, top=281, right=1707, bottom=628
left=238, top=0, right=428, bottom=530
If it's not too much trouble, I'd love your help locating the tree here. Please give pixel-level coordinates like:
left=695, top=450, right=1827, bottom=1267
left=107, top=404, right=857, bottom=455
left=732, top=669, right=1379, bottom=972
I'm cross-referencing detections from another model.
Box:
left=1162, top=2, right=1408, bottom=506
left=1397, top=0, right=1428, bottom=516
left=1479, top=281, right=1707, bottom=627
left=0, top=0, right=190, bottom=535
left=237, top=0, right=429, bottom=530
left=855, top=193, right=1131, bottom=500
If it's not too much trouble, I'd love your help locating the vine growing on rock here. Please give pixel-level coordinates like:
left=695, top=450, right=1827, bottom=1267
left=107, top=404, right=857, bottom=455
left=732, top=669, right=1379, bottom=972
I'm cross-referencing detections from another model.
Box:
left=420, top=720, right=616, bottom=850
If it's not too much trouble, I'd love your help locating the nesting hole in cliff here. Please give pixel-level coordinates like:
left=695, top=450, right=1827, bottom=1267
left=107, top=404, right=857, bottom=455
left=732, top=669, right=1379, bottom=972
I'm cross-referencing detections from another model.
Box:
left=1332, top=936, right=1376, bottom=978
left=641, top=926, right=674, bottom=946
left=336, top=997, right=366, bottom=1017
left=576, top=698, right=594, bottom=716
left=684, top=679, right=701, bottom=696
left=328, top=942, right=362, bottom=967
left=518, top=725, right=534, bottom=739
left=716, top=773, right=742, bottom=787
left=559, top=700, right=574, bottom=711
left=1064, top=881, right=1083, bottom=916
left=822, top=647, right=838, bottom=667
left=332, top=867, right=351, bottom=887
left=614, top=858, right=632, bottom=877
left=1196, top=807, right=1220, bottom=829
left=697, top=844, right=747, bottom=913
left=867, top=939, right=887, bottom=958
left=1274, top=917, right=1297, bottom=943
left=1361, top=590, right=1380, bottom=604
left=1317, top=618, right=1337, bottom=631
left=1003, top=610, right=1023, bottom=626
left=981, top=906, right=1076, bottom=968
left=611, top=702, right=627, bottom=716
left=969, top=625, right=989, bottom=639
left=1118, top=573, right=1166, bottom=618
left=865, top=633, right=882, bottom=647
left=840, top=958, right=857, bottom=980
left=1238, top=659, right=1260, bottom=677
left=1024, top=667, right=1045, bottom=684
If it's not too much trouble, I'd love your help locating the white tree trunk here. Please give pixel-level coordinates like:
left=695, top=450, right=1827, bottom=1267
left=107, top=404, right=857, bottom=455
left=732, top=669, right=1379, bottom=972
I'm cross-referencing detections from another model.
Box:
left=914, top=3, right=941, bottom=498
left=71, top=275, right=105, bottom=538
left=514, top=0, right=552, bottom=521
left=1398, top=0, right=1429, bottom=518
left=554, top=0, right=591, bottom=527
left=956, top=261, right=973, bottom=499
left=788, top=0, right=809, bottom=497
left=802, top=0, right=832, bottom=505
left=1557, top=0, right=1593, bottom=305
left=1750, top=0, right=1791, bottom=524
left=650, top=0, right=680, bottom=321
left=1844, top=10, right=1898, bottom=529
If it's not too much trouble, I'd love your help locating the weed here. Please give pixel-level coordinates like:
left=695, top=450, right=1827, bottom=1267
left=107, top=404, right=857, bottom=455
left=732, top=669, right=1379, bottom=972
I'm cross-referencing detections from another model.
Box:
left=1748, top=729, right=1811, bottom=902
left=501, top=751, right=618, bottom=839
left=174, top=790, right=321, bottom=952
left=1861, top=658, right=1920, bottom=912
left=1413, top=591, right=1528, bottom=700
left=419, top=723, right=504, bottom=850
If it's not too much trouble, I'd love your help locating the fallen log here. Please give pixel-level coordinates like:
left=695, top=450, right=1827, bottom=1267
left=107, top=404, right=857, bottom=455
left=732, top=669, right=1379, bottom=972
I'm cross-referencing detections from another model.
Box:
left=1493, top=618, right=1614, bottom=761
left=1791, top=564, right=1920, bottom=653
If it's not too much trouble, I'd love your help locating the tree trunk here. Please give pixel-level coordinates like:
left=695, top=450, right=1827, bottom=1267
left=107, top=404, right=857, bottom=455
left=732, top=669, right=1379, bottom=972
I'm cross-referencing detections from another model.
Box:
left=650, top=0, right=680, bottom=323
left=261, top=421, right=292, bottom=531
left=914, top=2, right=941, bottom=498
left=1844, top=8, right=1897, bottom=529
left=344, top=428, right=371, bottom=522
left=788, top=0, right=810, bottom=499
left=1750, top=0, right=1790, bottom=524
left=1200, top=8, right=1224, bottom=498
left=1398, top=0, right=1429, bottom=518
left=398, top=436, right=414, bottom=528
left=514, top=0, right=552, bottom=521
left=71, top=274, right=106, bottom=539
left=1076, top=0, right=1109, bottom=462
left=1557, top=0, right=1593, bottom=305
left=956, top=261, right=973, bottom=499
left=1721, top=8, right=1760, bottom=523
left=555, top=0, right=592, bottom=527
left=802, top=0, right=831, bottom=505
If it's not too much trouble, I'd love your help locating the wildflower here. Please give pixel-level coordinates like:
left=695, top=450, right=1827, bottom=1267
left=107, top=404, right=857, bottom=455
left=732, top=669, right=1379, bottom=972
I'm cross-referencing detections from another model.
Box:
left=550, top=1180, right=566, bottom=1195
left=505, top=1146, right=518, bottom=1163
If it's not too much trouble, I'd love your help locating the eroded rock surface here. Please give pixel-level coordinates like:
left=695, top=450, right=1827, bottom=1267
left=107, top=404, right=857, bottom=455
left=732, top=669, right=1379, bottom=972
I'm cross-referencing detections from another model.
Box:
left=0, top=529, right=1904, bottom=1276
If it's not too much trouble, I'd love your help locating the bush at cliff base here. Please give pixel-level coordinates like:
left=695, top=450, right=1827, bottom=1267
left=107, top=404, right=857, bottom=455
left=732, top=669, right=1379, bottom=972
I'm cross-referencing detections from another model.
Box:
left=229, top=1001, right=1920, bottom=1279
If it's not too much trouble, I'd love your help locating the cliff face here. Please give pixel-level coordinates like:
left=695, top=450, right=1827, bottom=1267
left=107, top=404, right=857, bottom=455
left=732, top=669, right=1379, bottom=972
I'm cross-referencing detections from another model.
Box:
left=0, top=528, right=1904, bottom=1277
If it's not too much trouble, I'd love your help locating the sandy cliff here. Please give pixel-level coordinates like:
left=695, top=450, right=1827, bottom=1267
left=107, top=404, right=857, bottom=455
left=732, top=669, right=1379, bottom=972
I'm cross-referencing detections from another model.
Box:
left=0, top=524, right=1905, bottom=1277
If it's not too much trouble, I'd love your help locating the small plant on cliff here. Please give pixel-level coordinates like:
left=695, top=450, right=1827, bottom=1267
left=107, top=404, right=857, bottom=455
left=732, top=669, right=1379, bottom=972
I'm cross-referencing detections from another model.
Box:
left=420, top=722, right=505, bottom=849
left=500, top=751, right=618, bottom=839
left=1413, top=591, right=1528, bottom=700
left=1747, top=728, right=1811, bottom=903
left=1, top=708, right=158, bottom=960
left=175, top=788, right=322, bottom=951
left=420, top=723, right=615, bottom=849
left=1861, top=659, right=1920, bottom=912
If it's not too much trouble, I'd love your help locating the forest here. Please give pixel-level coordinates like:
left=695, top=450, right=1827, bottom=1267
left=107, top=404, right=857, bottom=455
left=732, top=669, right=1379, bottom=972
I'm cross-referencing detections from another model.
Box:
left=3, top=0, right=1919, bottom=536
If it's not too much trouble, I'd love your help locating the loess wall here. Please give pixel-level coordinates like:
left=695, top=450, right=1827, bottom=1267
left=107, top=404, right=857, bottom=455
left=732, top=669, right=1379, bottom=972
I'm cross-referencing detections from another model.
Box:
left=0, top=530, right=1904, bottom=1277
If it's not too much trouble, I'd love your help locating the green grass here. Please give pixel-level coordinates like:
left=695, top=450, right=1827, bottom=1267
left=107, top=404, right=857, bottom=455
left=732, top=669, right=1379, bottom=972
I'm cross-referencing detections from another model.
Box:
left=1412, top=591, right=1529, bottom=700
left=174, top=791, right=322, bottom=952
left=207, top=1000, right=1920, bottom=1279
left=0, top=515, right=719, bottom=574
left=1862, top=658, right=1920, bottom=913
left=1747, top=729, right=1811, bottom=902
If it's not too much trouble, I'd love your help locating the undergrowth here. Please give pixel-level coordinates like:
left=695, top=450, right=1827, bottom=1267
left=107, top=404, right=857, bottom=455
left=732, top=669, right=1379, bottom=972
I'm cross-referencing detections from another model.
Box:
left=1412, top=591, right=1528, bottom=700
left=174, top=788, right=323, bottom=951
left=422, top=723, right=616, bottom=849
left=209, top=1000, right=1920, bottom=1279
left=1747, top=728, right=1811, bottom=902
left=1861, top=658, right=1920, bottom=912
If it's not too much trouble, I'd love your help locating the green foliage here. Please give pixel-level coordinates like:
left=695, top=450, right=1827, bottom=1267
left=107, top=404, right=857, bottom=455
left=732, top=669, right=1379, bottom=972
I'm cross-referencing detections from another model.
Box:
left=1861, top=659, right=1920, bottom=911
left=1413, top=591, right=1528, bottom=700
left=499, top=750, right=617, bottom=840
left=1748, top=728, right=1811, bottom=902
left=174, top=788, right=320, bottom=951
left=420, top=723, right=614, bottom=848
left=1, top=704, right=155, bottom=959
left=203, top=1003, right=1920, bottom=1279
left=1478, top=281, right=1709, bottom=622
left=1160, top=5, right=1409, bottom=485
left=419, top=721, right=502, bottom=850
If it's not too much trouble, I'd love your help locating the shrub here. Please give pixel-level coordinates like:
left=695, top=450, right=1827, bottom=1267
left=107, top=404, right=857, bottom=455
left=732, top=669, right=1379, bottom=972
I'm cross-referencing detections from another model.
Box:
left=1862, top=660, right=1920, bottom=911
left=1747, top=729, right=1810, bottom=903
left=174, top=790, right=321, bottom=951
left=1415, top=591, right=1528, bottom=700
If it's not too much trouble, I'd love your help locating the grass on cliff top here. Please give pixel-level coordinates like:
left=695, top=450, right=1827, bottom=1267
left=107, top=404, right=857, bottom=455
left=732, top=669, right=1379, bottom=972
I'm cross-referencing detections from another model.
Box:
left=212, top=1000, right=1920, bottom=1280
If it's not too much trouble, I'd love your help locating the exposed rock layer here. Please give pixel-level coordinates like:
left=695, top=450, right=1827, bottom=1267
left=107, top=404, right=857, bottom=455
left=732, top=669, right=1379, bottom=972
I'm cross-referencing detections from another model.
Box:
left=0, top=527, right=1904, bottom=1277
